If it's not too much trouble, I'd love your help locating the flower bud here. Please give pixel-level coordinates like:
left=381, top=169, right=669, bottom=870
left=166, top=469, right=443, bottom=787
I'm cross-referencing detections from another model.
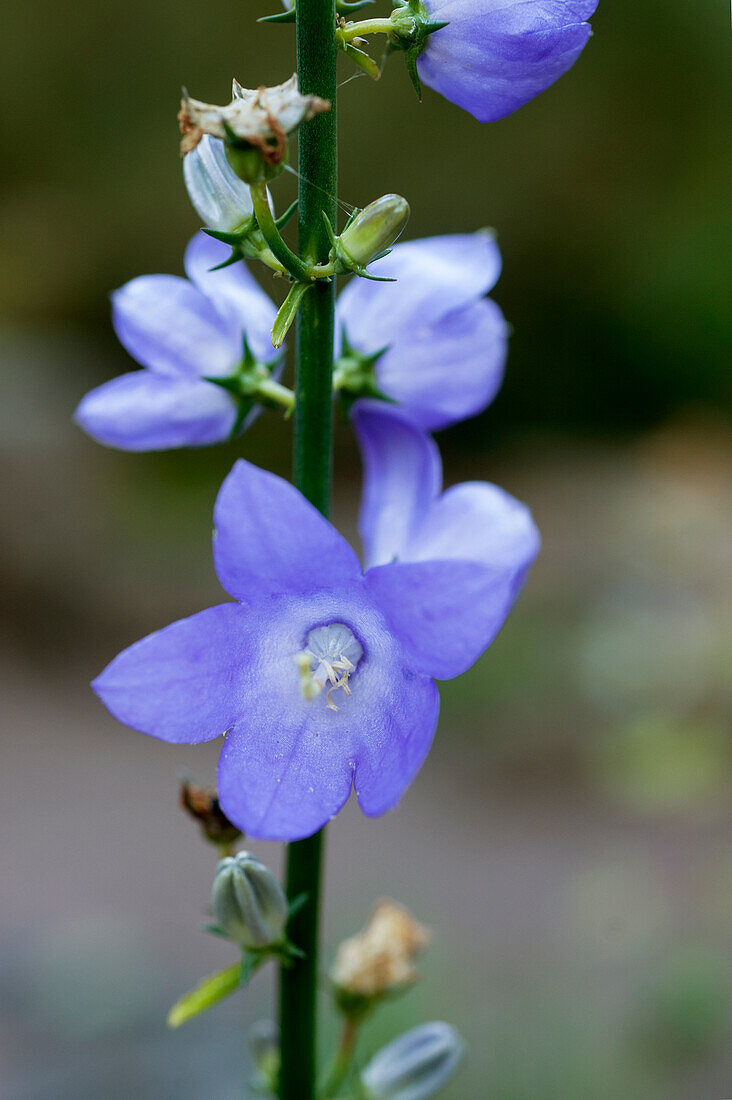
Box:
left=183, top=135, right=254, bottom=233
left=361, top=1022, right=464, bottom=1100
left=330, top=899, right=430, bottom=1012
left=338, top=195, right=410, bottom=270
left=211, top=851, right=288, bottom=949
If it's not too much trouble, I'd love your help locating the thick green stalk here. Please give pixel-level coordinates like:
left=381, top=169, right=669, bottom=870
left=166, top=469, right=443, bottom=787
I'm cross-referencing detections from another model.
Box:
left=279, top=2, right=337, bottom=1099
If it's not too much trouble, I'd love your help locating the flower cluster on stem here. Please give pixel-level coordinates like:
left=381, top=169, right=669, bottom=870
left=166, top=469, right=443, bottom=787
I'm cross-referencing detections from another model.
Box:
left=76, top=0, right=599, bottom=1095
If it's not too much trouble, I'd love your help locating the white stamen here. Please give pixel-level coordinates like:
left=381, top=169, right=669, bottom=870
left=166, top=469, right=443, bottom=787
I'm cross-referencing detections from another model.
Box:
left=295, top=623, right=363, bottom=711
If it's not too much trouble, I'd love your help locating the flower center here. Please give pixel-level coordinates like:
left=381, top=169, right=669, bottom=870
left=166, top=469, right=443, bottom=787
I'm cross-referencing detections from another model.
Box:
left=295, top=623, right=364, bottom=712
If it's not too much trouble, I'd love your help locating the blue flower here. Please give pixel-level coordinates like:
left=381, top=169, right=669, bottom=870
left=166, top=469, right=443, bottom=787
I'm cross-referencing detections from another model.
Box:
left=416, top=0, right=598, bottom=123
left=92, top=456, right=534, bottom=841
left=336, top=231, right=507, bottom=431
left=74, top=234, right=278, bottom=450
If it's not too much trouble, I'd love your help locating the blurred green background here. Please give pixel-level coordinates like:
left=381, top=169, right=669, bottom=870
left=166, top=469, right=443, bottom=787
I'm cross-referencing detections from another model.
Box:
left=2, top=1, right=732, bottom=1097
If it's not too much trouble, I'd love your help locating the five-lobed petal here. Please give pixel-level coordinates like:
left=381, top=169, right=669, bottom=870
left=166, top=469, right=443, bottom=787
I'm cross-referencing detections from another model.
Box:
left=93, top=459, right=531, bottom=840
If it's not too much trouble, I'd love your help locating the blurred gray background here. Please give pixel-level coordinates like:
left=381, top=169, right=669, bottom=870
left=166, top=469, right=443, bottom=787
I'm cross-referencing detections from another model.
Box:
left=2, top=0, right=732, bottom=1096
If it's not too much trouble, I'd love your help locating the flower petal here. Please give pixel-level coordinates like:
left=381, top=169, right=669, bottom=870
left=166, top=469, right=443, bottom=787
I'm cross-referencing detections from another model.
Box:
left=336, top=232, right=502, bottom=356
left=213, top=459, right=362, bottom=600
left=375, top=297, right=507, bottom=431
left=354, top=675, right=439, bottom=818
left=218, top=714, right=355, bottom=843
left=364, top=559, right=517, bottom=680
left=352, top=401, right=442, bottom=569
left=214, top=589, right=438, bottom=840
left=92, top=604, right=253, bottom=744
left=184, top=233, right=279, bottom=365
left=409, top=481, right=541, bottom=579
left=112, top=274, right=240, bottom=378
left=74, top=370, right=238, bottom=450
left=183, top=135, right=254, bottom=233
left=419, top=0, right=596, bottom=123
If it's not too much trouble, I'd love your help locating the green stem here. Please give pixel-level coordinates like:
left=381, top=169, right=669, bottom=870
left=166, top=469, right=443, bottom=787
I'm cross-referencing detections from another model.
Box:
left=250, top=182, right=315, bottom=282
left=250, top=183, right=334, bottom=283
left=320, top=1017, right=361, bottom=1098
left=257, top=377, right=295, bottom=412
left=338, top=17, right=393, bottom=42
left=279, top=2, right=338, bottom=1099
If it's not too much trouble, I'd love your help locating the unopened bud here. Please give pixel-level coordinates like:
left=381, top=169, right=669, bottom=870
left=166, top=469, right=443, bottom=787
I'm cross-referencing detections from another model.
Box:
left=361, top=1022, right=464, bottom=1100
left=183, top=135, right=254, bottom=232
left=330, top=899, right=430, bottom=1012
left=338, top=195, right=410, bottom=270
left=211, top=852, right=288, bottom=949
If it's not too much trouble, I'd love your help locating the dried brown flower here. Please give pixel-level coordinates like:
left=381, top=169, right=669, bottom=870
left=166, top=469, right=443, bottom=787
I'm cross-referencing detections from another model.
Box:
left=330, top=899, right=431, bottom=1004
left=179, top=75, right=330, bottom=159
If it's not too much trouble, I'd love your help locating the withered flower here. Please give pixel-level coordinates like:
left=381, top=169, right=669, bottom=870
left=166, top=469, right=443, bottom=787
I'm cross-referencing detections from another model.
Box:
left=180, top=778, right=242, bottom=849
left=330, top=900, right=431, bottom=1011
left=179, top=75, right=330, bottom=161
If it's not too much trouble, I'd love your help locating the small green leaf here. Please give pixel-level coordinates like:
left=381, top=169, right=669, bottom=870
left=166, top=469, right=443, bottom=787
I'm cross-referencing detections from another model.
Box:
left=271, top=282, right=313, bottom=349
left=341, top=41, right=381, bottom=81
left=167, top=963, right=241, bottom=1029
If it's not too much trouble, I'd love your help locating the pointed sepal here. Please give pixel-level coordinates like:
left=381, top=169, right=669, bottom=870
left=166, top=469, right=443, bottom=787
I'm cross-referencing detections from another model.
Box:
left=258, top=6, right=296, bottom=22
left=275, top=198, right=299, bottom=231
left=338, top=0, right=375, bottom=11
left=404, top=45, right=423, bottom=99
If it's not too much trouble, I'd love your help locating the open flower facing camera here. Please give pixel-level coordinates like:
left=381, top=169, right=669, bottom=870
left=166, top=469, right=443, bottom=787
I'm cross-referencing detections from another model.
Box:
left=93, top=457, right=536, bottom=840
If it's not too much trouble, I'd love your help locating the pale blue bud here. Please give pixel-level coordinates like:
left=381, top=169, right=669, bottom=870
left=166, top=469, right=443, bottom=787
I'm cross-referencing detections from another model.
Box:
left=183, top=135, right=254, bottom=233
left=361, top=1022, right=464, bottom=1100
left=211, top=851, right=288, bottom=949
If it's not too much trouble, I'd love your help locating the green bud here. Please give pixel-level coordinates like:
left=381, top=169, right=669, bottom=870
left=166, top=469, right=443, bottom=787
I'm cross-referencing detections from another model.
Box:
left=337, top=195, right=410, bottom=271
left=211, top=851, right=289, bottom=949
